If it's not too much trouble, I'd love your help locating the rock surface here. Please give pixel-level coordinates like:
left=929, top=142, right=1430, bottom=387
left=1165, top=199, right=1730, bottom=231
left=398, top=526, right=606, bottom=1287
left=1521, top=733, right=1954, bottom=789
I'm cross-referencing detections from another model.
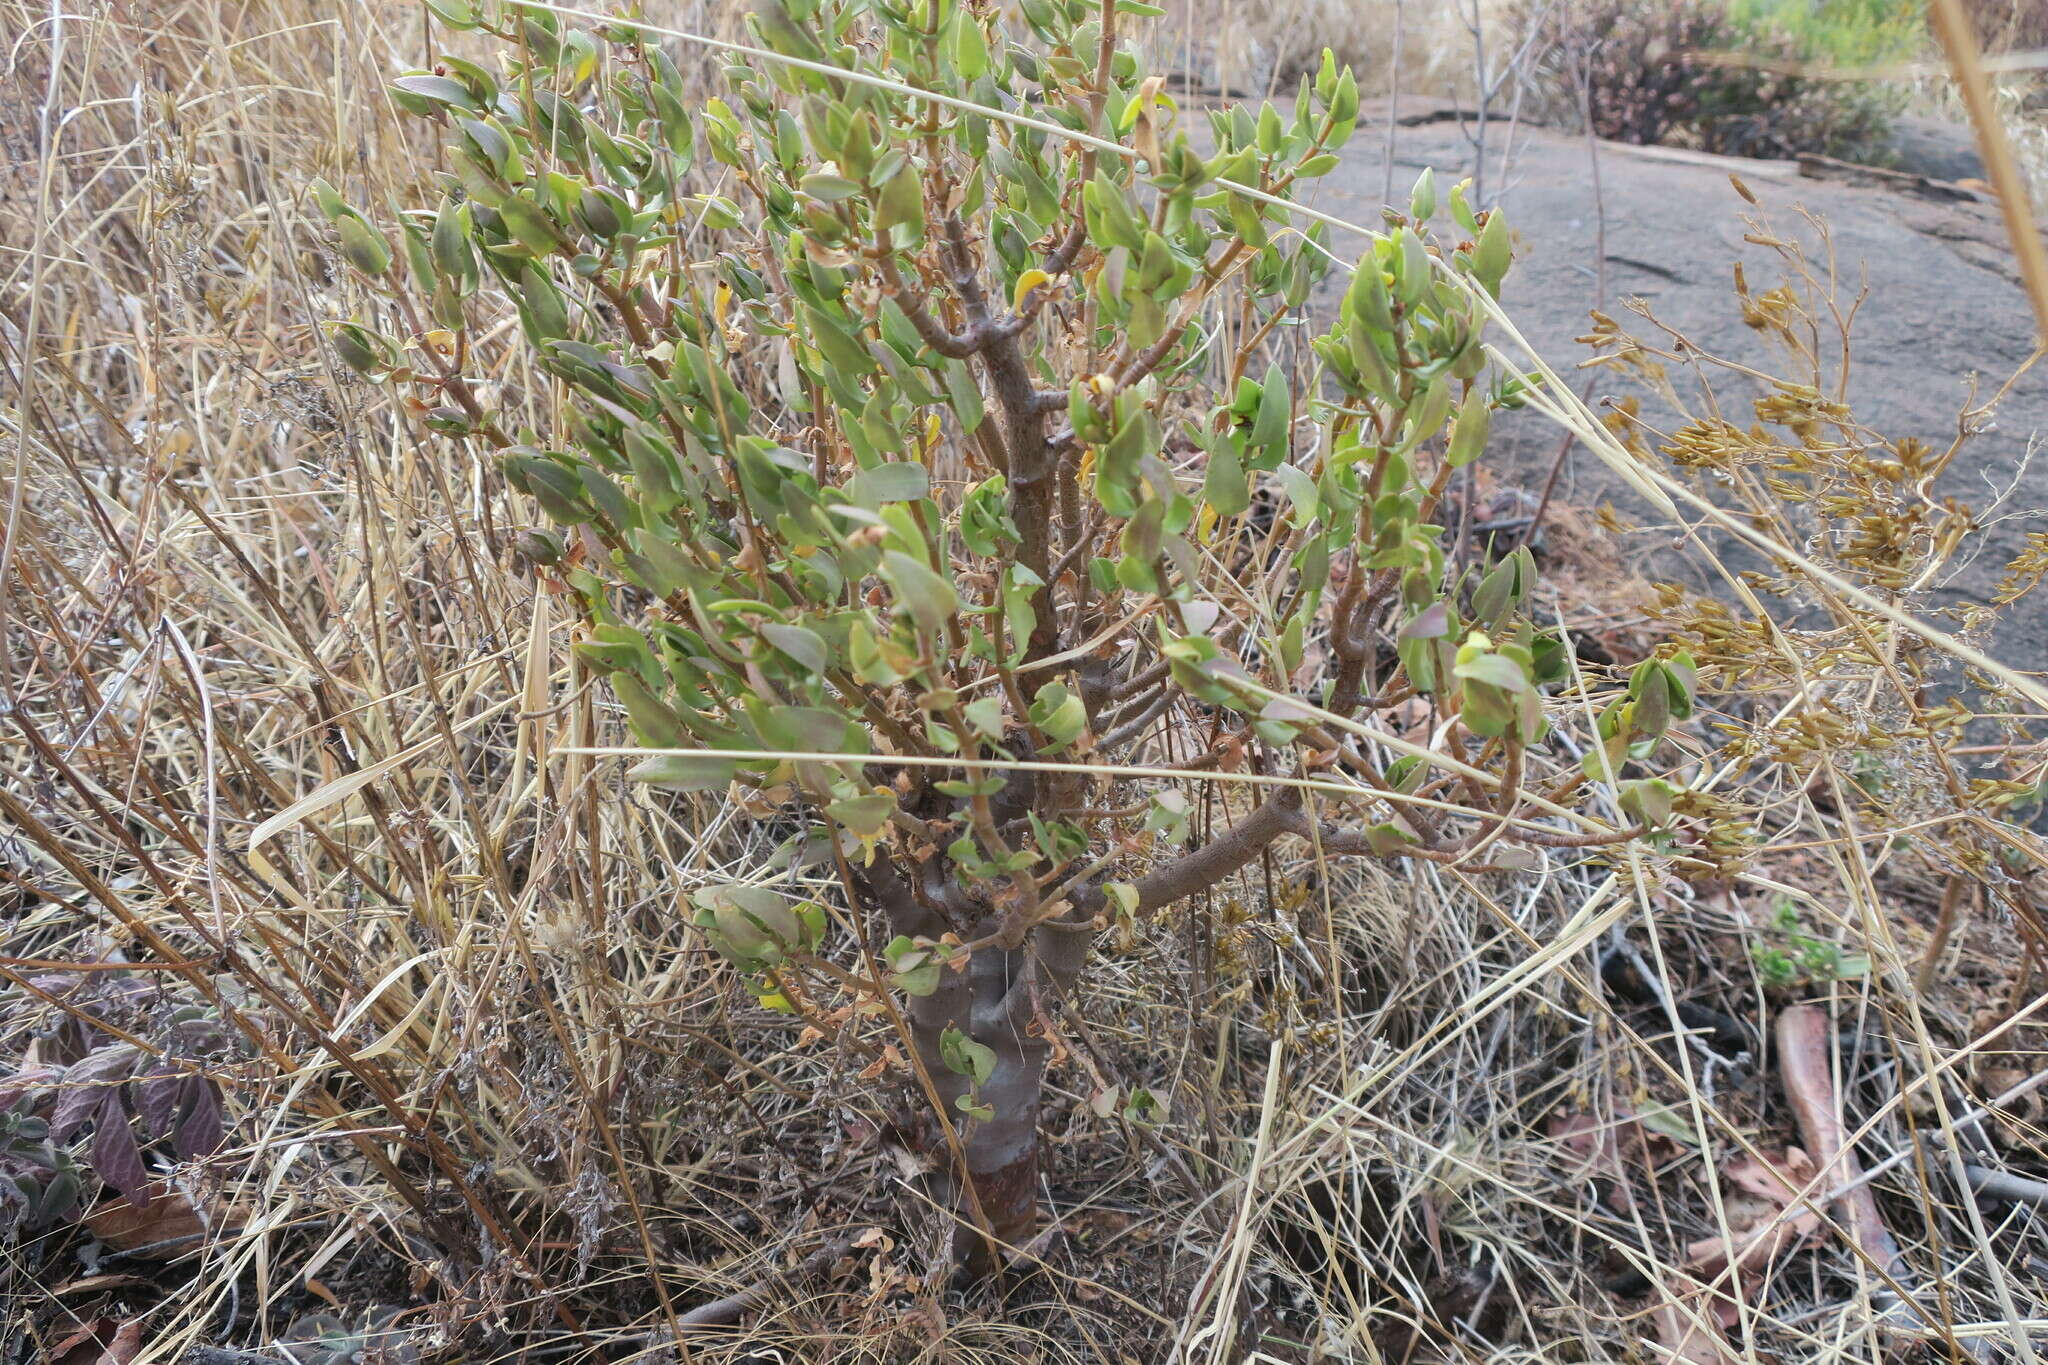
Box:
left=1884, top=113, right=1988, bottom=182
left=1308, top=106, right=2047, bottom=662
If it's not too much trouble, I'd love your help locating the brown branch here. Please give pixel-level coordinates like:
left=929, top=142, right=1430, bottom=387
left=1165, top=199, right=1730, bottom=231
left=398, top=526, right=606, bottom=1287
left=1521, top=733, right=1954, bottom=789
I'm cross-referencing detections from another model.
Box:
left=1775, top=1004, right=1986, bottom=1358
left=1107, top=658, right=1170, bottom=702
left=1279, top=812, right=1484, bottom=865
left=874, top=248, right=980, bottom=358
left=1095, top=686, right=1174, bottom=751
left=1776, top=1006, right=1905, bottom=1277
left=1132, top=788, right=1301, bottom=914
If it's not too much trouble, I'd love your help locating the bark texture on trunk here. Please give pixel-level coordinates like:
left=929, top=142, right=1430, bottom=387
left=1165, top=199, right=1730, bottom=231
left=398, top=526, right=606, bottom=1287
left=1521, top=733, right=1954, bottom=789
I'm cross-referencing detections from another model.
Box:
left=902, top=909, right=1094, bottom=1268
left=861, top=787, right=1306, bottom=1272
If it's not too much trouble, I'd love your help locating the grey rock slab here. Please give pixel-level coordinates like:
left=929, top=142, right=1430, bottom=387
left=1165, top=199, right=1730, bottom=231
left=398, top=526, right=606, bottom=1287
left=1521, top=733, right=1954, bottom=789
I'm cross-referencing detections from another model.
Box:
left=1885, top=113, right=1988, bottom=183
left=1303, top=112, right=2048, bottom=661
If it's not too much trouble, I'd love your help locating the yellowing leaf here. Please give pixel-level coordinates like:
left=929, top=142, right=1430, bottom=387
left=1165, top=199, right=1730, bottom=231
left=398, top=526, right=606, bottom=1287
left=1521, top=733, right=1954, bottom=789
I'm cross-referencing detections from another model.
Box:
left=1012, top=268, right=1052, bottom=312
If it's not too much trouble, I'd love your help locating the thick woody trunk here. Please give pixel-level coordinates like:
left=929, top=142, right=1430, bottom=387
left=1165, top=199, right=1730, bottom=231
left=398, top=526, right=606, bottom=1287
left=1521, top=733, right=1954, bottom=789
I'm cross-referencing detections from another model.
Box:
left=904, top=915, right=1093, bottom=1271
left=864, top=794, right=1301, bottom=1273
left=860, top=780, right=1303, bottom=1274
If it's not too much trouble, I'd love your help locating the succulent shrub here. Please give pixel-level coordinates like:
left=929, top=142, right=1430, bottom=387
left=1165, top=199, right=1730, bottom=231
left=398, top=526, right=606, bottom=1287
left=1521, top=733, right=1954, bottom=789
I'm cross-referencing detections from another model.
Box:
left=314, top=0, right=1672, bottom=1268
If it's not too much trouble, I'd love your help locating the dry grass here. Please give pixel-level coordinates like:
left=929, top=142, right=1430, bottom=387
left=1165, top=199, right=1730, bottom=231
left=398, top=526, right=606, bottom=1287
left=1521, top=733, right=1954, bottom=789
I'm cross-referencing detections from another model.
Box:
left=8, top=2, right=2048, bottom=1364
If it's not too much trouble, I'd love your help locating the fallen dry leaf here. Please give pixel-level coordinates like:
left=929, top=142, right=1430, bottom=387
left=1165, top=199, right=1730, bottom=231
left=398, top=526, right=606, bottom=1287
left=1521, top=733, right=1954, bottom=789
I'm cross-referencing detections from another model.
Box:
left=1556, top=1109, right=1825, bottom=1335
left=1724, top=1147, right=1816, bottom=1204
left=1650, top=1273, right=1742, bottom=1365
left=1976, top=1065, right=2044, bottom=1147
left=1776, top=1006, right=1905, bottom=1274
left=1682, top=1216, right=1820, bottom=1328
left=1548, top=1109, right=1681, bottom=1214
left=84, top=1180, right=242, bottom=1258
left=48, top=1317, right=143, bottom=1365
left=1683, top=1146, right=1823, bottom=1300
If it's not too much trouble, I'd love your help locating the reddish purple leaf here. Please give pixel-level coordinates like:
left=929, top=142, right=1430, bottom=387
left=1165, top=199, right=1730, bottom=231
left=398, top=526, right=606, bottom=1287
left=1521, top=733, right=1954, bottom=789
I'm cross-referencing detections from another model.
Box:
left=51, top=1047, right=139, bottom=1142
left=89, top=1095, right=151, bottom=1209
left=172, top=1080, right=225, bottom=1160
left=1400, top=600, right=1452, bottom=640
left=134, top=1069, right=182, bottom=1140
